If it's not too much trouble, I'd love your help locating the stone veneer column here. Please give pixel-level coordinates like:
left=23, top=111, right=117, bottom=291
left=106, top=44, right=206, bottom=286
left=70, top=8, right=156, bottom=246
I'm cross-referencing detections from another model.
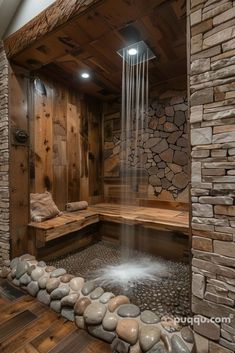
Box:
left=189, top=0, right=235, bottom=352
left=0, top=41, right=10, bottom=267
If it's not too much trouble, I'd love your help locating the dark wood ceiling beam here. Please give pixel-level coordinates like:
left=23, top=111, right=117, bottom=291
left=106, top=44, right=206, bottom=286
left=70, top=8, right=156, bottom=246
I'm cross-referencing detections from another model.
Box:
left=4, top=0, right=105, bottom=58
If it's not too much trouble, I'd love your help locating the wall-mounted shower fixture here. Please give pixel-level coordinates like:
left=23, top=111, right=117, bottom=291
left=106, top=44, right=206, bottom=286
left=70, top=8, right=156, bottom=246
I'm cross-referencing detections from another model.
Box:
left=117, top=40, right=156, bottom=66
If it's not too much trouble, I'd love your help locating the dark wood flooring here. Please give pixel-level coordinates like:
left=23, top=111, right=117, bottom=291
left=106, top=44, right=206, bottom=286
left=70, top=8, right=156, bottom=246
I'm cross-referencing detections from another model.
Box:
left=0, top=280, right=111, bottom=353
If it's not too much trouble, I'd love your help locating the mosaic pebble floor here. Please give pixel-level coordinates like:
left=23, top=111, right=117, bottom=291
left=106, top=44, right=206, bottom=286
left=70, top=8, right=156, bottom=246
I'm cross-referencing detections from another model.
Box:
left=48, top=241, right=191, bottom=318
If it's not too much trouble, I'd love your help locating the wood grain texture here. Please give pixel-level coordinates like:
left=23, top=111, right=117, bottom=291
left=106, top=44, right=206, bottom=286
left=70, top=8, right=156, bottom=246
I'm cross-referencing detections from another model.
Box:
left=91, top=203, right=189, bottom=234
left=4, top=0, right=185, bottom=100
left=9, top=65, right=30, bottom=258
left=29, top=75, right=103, bottom=211
left=0, top=311, right=37, bottom=342
left=4, top=0, right=103, bottom=58
left=52, top=85, right=68, bottom=209
left=67, top=102, right=80, bottom=202
left=34, top=82, right=53, bottom=193
left=0, top=282, right=111, bottom=353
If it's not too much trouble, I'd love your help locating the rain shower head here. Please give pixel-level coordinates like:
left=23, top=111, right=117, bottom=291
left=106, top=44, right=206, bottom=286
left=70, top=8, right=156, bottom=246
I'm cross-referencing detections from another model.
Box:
left=117, top=40, right=156, bottom=66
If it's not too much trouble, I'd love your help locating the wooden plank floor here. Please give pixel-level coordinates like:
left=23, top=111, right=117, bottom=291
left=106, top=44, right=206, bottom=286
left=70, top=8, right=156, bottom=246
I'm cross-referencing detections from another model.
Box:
left=90, top=203, right=189, bottom=234
left=0, top=280, right=111, bottom=353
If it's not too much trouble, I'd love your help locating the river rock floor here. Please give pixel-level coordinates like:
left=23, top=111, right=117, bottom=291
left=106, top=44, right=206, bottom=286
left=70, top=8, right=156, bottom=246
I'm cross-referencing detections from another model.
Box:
left=48, top=241, right=191, bottom=318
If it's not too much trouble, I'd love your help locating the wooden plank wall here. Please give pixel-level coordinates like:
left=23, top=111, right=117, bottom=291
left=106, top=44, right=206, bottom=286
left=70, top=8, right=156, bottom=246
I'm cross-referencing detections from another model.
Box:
left=9, top=66, right=103, bottom=257
left=30, top=75, right=103, bottom=208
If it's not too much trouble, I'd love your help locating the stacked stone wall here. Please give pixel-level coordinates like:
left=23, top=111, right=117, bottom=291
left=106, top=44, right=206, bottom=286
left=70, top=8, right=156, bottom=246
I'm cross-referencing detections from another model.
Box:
left=0, top=41, right=10, bottom=267
left=104, top=92, right=189, bottom=203
left=190, top=0, right=235, bottom=351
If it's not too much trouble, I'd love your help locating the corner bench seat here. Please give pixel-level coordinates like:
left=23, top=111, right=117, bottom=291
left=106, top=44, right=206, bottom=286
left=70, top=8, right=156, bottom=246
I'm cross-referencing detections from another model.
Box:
left=90, top=203, right=189, bottom=234
left=28, top=204, right=189, bottom=250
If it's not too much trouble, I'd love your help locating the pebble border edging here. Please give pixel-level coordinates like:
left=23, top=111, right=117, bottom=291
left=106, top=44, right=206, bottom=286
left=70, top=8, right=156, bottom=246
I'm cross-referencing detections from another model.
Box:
left=0, top=254, right=194, bottom=353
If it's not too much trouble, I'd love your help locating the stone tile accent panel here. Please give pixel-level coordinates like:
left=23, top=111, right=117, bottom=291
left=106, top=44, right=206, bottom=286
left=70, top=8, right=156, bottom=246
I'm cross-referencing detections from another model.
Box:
left=0, top=254, right=195, bottom=353
left=0, top=41, right=10, bottom=268
left=190, top=0, right=235, bottom=352
left=104, top=93, right=189, bottom=201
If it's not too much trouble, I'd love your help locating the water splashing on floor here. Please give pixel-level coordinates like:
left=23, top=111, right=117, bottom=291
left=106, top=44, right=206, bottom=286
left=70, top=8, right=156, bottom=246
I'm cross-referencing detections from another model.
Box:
left=92, top=257, right=169, bottom=290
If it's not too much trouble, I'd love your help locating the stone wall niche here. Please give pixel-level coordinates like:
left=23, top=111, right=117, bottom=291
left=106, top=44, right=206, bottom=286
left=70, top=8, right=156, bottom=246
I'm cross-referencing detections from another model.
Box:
left=190, top=0, right=235, bottom=352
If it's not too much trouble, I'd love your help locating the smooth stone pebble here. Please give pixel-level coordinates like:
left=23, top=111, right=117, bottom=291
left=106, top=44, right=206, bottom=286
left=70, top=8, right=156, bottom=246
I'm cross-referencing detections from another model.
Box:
left=117, top=304, right=140, bottom=318
left=81, top=281, right=96, bottom=295
left=161, top=333, right=171, bottom=353
left=181, top=326, right=194, bottom=343
left=27, top=265, right=36, bottom=275
left=108, top=295, right=130, bottom=312
left=19, top=273, right=31, bottom=285
left=102, top=312, right=118, bottom=331
left=7, top=273, right=12, bottom=281
left=50, top=268, right=66, bottom=278
left=12, top=278, right=20, bottom=286
left=140, top=310, right=160, bottom=324
left=20, top=254, right=35, bottom=261
left=45, top=266, right=56, bottom=273
left=27, top=260, right=38, bottom=266
left=116, top=319, right=139, bottom=345
left=60, top=274, right=74, bottom=283
left=130, top=342, right=142, bottom=353
left=88, top=325, right=116, bottom=343
left=171, top=334, right=190, bottom=353
left=75, top=316, right=86, bottom=329
left=84, top=302, right=107, bottom=325
left=90, top=287, right=104, bottom=300
left=11, top=267, right=17, bottom=278
left=10, top=257, right=19, bottom=269
left=61, top=308, right=74, bottom=321
left=46, top=278, right=60, bottom=293
left=50, top=300, right=61, bottom=313
left=147, top=342, right=168, bottom=353
left=70, top=277, right=84, bottom=291
left=139, top=325, right=161, bottom=352
left=171, top=335, right=190, bottom=353
left=38, top=275, right=49, bottom=289
left=99, top=292, right=115, bottom=304
left=111, top=337, right=130, bottom=353
left=38, top=261, right=46, bottom=267
left=50, top=285, right=70, bottom=300
left=61, top=293, right=79, bottom=307
left=27, top=281, right=39, bottom=296
left=37, top=289, right=51, bottom=305
left=31, top=267, right=45, bottom=281
left=74, top=297, right=91, bottom=315
left=16, top=261, right=29, bottom=279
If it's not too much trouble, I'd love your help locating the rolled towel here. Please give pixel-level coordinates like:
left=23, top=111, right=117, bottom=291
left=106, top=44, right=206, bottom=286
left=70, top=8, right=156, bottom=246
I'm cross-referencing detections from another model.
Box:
left=65, top=201, right=88, bottom=212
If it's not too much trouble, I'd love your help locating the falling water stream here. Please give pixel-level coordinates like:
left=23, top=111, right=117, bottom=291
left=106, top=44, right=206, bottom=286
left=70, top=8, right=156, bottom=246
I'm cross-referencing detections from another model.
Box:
left=94, top=44, right=170, bottom=290
left=120, top=49, right=149, bottom=260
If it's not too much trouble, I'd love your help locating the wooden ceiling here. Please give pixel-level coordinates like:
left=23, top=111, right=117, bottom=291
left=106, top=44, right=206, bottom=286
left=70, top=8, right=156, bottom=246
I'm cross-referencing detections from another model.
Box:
left=10, top=0, right=186, bottom=100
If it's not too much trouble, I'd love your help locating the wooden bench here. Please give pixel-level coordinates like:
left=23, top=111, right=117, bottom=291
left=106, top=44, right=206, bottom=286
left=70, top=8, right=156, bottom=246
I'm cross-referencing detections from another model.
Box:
left=28, top=204, right=189, bottom=258
left=28, top=210, right=100, bottom=249
left=90, top=203, right=189, bottom=235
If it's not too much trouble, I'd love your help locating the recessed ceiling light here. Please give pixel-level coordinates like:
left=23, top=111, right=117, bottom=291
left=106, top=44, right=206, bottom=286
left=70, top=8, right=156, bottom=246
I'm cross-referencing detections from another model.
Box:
left=127, top=48, right=138, bottom=56
left=81, top=72, right=90, bottom=79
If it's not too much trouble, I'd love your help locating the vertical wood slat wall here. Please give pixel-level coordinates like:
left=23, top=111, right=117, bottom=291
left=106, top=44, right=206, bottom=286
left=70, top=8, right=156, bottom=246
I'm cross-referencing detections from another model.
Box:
left=9, top=66, right=103, bottom=257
